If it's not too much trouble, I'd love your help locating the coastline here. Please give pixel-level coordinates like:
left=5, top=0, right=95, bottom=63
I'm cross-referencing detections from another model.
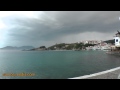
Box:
left=69, top=67, right=120, bottom=79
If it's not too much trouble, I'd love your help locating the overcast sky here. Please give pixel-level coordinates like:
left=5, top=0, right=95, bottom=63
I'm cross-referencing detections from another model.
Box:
left=0, top=11, right=120, bottom=48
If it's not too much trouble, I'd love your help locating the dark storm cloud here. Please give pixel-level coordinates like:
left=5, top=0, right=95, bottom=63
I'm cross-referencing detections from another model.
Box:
left=5, top=11, right=120, bottom=47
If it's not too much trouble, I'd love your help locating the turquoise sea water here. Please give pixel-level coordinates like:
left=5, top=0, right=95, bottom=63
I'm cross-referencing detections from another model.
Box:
left=0, top=50, right=120, bottom=79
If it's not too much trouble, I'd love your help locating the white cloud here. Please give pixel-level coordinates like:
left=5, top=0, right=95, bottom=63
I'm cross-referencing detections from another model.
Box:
left=0, top=11, right=41, bottom=18
left=0, top=11, right=42, bottom=48
left=0, top=20, right=7, bottom=45
left=0, top=21, right=6, bottom=29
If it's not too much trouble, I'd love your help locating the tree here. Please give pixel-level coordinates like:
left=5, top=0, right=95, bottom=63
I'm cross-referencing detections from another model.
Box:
left=39, top=46, right=46, bottom=48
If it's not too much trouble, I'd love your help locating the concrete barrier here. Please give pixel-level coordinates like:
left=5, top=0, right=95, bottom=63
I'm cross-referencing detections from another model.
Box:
left=69, top=67, right=120, bottom=79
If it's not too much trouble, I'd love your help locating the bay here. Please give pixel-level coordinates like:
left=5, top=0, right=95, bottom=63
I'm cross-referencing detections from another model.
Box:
left=0, top=50, right=120, bottom=79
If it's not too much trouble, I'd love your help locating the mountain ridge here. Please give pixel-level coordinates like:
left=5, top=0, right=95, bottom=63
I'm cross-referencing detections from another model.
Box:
left=0, top=46, right=35, bottom=50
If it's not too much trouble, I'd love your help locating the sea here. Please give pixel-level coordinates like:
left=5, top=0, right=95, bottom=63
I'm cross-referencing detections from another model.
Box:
left=0, top=50, right=120, bottom=79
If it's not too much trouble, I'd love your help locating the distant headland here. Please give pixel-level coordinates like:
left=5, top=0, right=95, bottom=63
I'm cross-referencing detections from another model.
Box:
left=0, top=46, right=34, bottom=50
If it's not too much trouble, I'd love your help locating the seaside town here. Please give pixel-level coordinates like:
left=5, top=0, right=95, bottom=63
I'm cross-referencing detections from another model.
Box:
left=28, top=40, right=114, bottom=51
left=27, top=31, right=120, bottom=52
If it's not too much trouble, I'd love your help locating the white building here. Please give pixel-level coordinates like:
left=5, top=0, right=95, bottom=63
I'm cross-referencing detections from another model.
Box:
left=80, top=40, right=101, bottom=45
left=115, top=31, right=120, bottom=47
left=87, top=42, right=112, bottom=51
